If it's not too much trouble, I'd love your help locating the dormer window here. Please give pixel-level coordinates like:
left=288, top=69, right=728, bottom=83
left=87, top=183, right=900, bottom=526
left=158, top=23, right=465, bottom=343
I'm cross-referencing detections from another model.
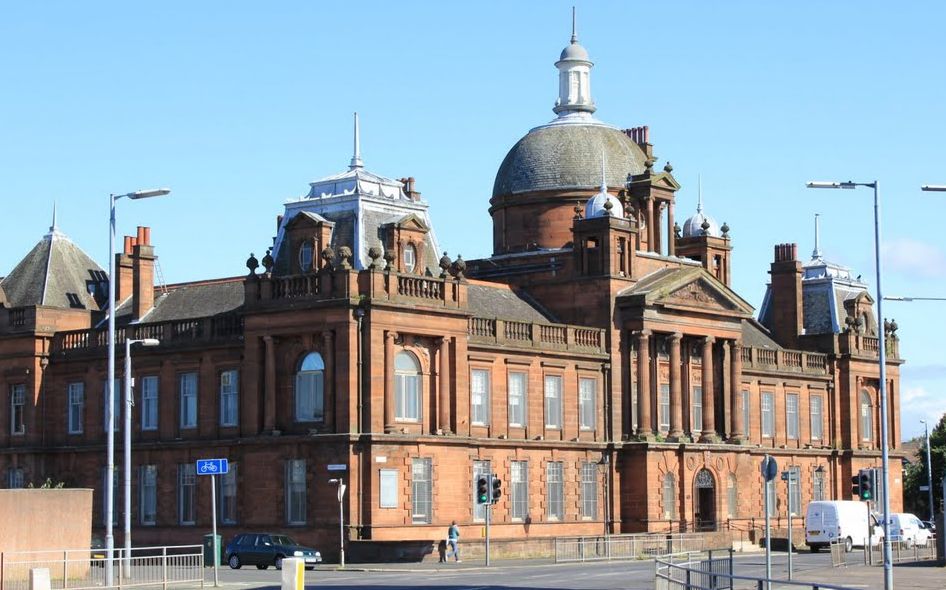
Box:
left=298, top=241, right=313, bottom=272
left=403, top=244, right=416, bottom=273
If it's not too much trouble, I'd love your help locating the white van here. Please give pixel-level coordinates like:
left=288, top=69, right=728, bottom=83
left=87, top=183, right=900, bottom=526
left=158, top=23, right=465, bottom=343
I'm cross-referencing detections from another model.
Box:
left=887, top=513, right=932, bottom=547
left=806, top=501, right=882, bottom=552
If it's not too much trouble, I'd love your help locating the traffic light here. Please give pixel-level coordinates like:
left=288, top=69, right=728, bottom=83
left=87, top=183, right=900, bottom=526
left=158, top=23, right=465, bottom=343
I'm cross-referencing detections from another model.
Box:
left=476, top=476, right=490, bottom=504
left=851, top=474, right=861, bottom=499
left=491, top=475, right=502, bottom=503
left=859, top=470, right=872, bottom=501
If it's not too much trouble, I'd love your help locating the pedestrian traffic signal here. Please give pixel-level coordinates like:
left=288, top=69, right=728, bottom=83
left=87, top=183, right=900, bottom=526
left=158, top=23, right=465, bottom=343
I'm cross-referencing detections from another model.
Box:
left=491, top=475, right=502, bottom=502
left=476, top=476, right=489, bottom=504
left=858, top=470, right=872, bottom=501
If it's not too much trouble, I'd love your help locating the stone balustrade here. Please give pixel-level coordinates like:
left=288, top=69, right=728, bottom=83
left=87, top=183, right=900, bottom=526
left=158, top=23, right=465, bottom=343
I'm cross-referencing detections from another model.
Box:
left=52, top=314, right=244, bottom=354
left=468, top=317, right=606, bottom=353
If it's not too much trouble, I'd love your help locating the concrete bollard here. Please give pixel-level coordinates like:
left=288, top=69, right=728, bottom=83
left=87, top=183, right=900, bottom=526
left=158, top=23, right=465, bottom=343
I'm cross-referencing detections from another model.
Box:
left=280, top=558, right=305, bottom=590
left=29, top=568, right=51, bottom=590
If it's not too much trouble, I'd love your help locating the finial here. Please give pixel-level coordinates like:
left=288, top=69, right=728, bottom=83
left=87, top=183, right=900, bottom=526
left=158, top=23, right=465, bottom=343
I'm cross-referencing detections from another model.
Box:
left=663, top=162, right=673, bottom=174
left=46, top=202, right=61, bottom=238
left=697, top=174, right=704, bottom=213
left=349, top=112, right=364, bottom=170
left=571, top=6, right=577, bottom=43
left=812, top=213, right=822, bottom=259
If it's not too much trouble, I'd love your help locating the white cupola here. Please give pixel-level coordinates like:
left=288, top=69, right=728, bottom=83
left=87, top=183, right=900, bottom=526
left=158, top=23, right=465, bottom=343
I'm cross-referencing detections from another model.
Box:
left=553, top=8, right=596, bottom=117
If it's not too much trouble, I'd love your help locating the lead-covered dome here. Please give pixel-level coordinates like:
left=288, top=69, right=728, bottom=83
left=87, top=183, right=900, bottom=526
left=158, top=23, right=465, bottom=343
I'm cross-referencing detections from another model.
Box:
left=492, top=124, right=647, bottom=198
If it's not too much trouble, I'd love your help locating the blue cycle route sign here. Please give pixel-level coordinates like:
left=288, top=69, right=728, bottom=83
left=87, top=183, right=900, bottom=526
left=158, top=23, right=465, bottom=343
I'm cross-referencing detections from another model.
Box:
left=196, top=458, right=229, bottom=476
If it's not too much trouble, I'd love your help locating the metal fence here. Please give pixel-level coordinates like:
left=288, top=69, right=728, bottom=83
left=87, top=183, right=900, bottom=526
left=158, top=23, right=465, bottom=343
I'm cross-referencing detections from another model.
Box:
left=555, top=533, right=714, bottom=563
left=829, top=535, right=938, bottom=568
left=0, top=545, right=204, bottom=590
left=655, top=551, right=859, bottom=590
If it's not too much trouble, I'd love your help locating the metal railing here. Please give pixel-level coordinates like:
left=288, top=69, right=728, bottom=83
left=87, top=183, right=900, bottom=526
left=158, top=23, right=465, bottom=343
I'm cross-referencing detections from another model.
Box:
left=656, top=550, right=858, bottom=590
left=0, top=545, right=203, bottom=590
left=554, top=533, right=713, bottom=563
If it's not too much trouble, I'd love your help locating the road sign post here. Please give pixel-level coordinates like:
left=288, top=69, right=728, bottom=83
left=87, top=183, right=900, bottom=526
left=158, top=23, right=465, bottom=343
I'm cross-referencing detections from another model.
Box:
left=196, top=459, right=228, bottom=588
left=781, top=470, right=794, bottom=580
left=761, top=455, right=778, bottom=590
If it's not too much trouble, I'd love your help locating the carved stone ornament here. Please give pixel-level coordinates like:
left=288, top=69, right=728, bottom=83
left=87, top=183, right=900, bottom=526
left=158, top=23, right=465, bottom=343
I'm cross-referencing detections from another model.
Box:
left=383, top=250, right=395, bottom=270
left=261, top=248, right=274, bottom=274
left=450, top=255, right=466, bottom=279
left=246, top=252, right=259, bottom=275
left=367, top=246, right=382, bottom=269
left=701, top=219, right=711, bottom=236
left=663, top=161, right=673, bottom=174
left=721, top=222, right=730, bottom=238
left=337, top=246, right=353, bottom=270
left=666, top=281, right=732, bottom=310
left=695, top=468, right=714, bottom=489
left=439, top=251, right=452, bottom=278
left=573, top=201, right=583, bottom=220
left=673, top=222, right=682, bottom=238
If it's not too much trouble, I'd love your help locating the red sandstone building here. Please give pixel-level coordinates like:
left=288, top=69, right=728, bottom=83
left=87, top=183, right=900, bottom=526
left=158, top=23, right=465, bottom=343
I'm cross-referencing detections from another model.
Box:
left=0, top=26, right=902, bottom=558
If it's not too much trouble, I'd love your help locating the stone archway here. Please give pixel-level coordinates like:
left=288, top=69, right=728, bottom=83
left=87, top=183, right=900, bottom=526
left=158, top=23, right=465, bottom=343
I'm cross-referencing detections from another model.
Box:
left=694, top=468, right=717, bottom=531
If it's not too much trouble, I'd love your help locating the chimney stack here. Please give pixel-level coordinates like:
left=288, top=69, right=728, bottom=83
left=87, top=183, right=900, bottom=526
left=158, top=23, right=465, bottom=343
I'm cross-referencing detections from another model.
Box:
left=768, top=242, right=803, bottom=349
left=132, top=226, right=156, bottom=319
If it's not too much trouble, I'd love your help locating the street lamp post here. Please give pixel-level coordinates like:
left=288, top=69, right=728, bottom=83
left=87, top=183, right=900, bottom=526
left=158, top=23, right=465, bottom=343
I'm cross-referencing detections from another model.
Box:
left=806, top=180, right=892, bottom=590
left=106, top=188, right=169, bottom=586
left=122, top=338, right=159, bottom=575
left=921, top=420, right=934, bottom=523
left=328, top=478, right=347, bottom=567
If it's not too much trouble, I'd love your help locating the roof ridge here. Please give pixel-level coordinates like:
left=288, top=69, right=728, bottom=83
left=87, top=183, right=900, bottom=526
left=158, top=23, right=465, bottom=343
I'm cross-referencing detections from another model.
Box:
left=40, top=233, right=54, bottom=305
left=159, top=275, right=245, bottom=291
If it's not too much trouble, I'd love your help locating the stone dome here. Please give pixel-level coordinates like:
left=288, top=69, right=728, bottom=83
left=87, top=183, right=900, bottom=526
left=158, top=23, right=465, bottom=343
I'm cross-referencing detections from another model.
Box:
left=584, top=188, right=624, bottom=219
left=682, top=210, right=721, bottom=238
left=559, top=41, right=589, bottom=62
left=492, top=124, right=647, bottom=199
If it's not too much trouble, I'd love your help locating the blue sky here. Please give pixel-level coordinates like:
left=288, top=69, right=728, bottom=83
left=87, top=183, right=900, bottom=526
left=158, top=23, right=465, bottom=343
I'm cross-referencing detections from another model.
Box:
left=1, top=1, right=943, bottom=441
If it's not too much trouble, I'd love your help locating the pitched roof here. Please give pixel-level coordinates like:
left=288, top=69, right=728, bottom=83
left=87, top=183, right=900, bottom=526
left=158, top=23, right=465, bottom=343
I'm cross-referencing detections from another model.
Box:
left=617, top=266, right=754, bottom=315
left=741, top=319, right=781, bottom=350
left=0, top=228, right=106, bottom=310
left=115, top=278, right=244, bottom=324
left=467, top=282, right=555, bottom=323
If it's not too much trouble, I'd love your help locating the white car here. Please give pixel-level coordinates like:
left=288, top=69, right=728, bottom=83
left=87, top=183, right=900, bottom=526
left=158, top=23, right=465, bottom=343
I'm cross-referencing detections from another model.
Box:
left=806, top=500, right=883, bottom=553
left=887, top=513, right=932, bottom=547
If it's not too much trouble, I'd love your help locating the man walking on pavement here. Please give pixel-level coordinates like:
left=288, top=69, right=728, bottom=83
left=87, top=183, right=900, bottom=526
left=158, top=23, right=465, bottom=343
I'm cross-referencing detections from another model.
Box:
left=447, top=520, right=461, bottom=562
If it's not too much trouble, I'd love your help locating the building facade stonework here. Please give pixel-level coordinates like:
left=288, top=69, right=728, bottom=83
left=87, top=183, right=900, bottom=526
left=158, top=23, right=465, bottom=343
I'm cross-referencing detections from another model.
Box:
left=0, top=25, right=902, bottom=559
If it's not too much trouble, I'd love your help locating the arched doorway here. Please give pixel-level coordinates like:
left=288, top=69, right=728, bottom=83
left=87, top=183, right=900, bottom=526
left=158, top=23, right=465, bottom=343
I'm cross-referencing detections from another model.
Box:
left=694, top=469, right=716, bottom=531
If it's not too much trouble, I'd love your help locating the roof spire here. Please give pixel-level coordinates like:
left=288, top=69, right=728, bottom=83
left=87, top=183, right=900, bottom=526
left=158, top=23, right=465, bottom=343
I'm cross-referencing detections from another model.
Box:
left=812, top=213, right=822, bottom=259
left=697, top=174, right=704, bottom=213
left=600, top=150, right=607, bottom=193
left=46, top=201, right=61, bottom=238
left=571, top=6, right=578, bottom=44
left=349, top=112, right=364, bottom=170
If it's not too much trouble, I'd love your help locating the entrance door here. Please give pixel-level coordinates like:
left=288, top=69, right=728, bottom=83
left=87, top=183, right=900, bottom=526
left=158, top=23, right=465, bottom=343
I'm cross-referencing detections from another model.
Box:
left=694, top=469, right=716, bottom=531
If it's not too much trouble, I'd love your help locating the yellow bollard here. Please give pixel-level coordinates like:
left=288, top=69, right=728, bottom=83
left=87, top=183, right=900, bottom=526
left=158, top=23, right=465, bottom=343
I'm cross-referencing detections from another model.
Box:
left=280, top=558, right=305, bottom=590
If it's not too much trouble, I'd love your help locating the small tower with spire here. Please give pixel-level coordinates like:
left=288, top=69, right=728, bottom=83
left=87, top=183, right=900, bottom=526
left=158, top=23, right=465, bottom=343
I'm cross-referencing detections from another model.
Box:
left=349, top=112, right=364, bottom=170
left=553, top=7, right=596, bottom=117
left=675, top=176, right=733, bottom=286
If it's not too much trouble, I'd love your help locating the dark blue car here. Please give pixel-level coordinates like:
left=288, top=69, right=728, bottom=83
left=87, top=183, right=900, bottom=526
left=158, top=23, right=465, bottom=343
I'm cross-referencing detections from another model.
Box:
left=225, top=533, right=322, bottom=570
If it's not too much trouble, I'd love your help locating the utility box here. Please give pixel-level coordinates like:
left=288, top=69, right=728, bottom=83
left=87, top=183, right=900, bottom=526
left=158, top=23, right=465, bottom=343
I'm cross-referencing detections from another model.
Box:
left=203, top=534, right=223, bottom=567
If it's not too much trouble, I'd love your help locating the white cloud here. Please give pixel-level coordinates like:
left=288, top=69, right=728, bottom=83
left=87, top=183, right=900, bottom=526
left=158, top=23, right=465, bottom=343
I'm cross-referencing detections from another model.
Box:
left=899, top=384, right=946, bottom=440
left=883, top=238, right=946, bottom=279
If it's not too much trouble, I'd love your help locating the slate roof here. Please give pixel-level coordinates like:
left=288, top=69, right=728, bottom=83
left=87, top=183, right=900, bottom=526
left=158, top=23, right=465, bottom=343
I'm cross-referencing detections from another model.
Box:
left=466, top=282, right=555, bottom=323
left=0, top=228, right=107, bottom=310
left=741, top=319, right=781, bottom=350
left=115, top=279, right=244, bottom=325
left=492, top=123, right=647, bottom=198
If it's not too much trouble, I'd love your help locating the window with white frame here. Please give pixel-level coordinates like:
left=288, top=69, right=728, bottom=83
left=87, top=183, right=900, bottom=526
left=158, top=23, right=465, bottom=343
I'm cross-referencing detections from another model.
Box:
left=788, top=466, right=801, bottom=515
left=140, top=465, right=157, bottom=525
left=813, top=468, right=826, bottom=501
left=10, top=384, right=25, bottom=435
left=659, top=383, right=671, bottom=432
left=473, top=460, right=491, bottom=521
left=285, top=459, right=307, bottom=524
left=295, top=353, right=324, bottom=422
left=860, top=390, right=872, bottom=441
left=579, top=377, right=596, bottom=430
left=691, top=386, right=703, bottom=433
left=810, top=395, right=823, bottom=441
left=727, top=473, right=737, bottom=518
left=581, top=462, right=598, bottom=519
left=178, top=464, right=196, bottom=525
left=471, top=369, right=490, bottom=426
left=403, top=244, right=416, bottom=273
left=379, top=469, right=398, bottom=509
left=140, top=376, right=158, bottom=431
left=761, top=392, right=774, bottom=438
left=546, top=462, right=564, bottom=520
left=7, top=468, right=24, bottom=489
left=508, top=372, right=526, bottom=427
left=395, top=352, right=422, bottom=421
left=68, top=382, right=84, bottom=434
left=103, top=379, right=121, bottom=432
left=220, top=463, right=237, bottom=524
left=511, top=461, right=528, bottom=520
left=411, top=458, right=432, bottom=524
left=786, top=393, right=799, bottom=440
left=220, top=369, right=239, bottom=427
left=544, top=375, right=563, bottom=429
left=179, top=373, right=198, bottom=429
left=662, top=473, right=676, bottom=519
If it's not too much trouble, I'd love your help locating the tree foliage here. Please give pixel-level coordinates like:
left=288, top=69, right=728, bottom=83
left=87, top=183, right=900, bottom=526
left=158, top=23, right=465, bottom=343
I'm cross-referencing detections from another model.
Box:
left=903, top=414, right=946, bottom=518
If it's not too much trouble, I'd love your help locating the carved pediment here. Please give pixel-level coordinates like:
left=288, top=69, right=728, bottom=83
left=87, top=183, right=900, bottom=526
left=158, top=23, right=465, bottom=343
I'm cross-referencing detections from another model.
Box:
left=285, top=211, right=333, bottom=229
left=663, top=279, right=741, bottom=312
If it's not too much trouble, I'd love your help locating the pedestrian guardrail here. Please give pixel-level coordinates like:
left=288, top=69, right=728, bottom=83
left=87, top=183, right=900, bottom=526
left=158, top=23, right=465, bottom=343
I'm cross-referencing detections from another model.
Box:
left=0, top=545, right=203, bottom=590
left=555, top=533, right=715, bottom=563
left=655, top=550, right=858, bottom=590
left=829, top=535, right=937, bottom=568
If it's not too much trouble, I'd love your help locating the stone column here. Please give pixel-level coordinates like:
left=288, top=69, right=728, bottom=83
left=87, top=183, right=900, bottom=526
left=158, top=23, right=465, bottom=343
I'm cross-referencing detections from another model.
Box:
left=667, top=202, right=676, bottom=257
left=438, top=337, right=451, bottom=434
left=636, top=330, right=652, bottom=437
left=322, top=330, right=335, bottom=432
left=700, top=336, right=717, bottom=442
left=730, top=340, right=744, bottom=442
left=263, top=336, right=276, bottom=432
left=669, top=332, right=684, bottom=440
left=645, top=197, right=655, bottom=253
left=384, top=331, right=396, bottom=433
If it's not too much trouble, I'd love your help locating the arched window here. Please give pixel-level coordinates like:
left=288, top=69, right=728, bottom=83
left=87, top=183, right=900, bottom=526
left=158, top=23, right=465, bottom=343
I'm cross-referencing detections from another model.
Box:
left=403, top=244, right=416, bottom=273
left=860, top=390, right=872, bottom=442
left=662, top=473, right=676, bottom=519
left=295, top=353, right=324, bottom=422
left=395, top=351, right=421, bottom=421
left=298, top=241, right=313, bottom=272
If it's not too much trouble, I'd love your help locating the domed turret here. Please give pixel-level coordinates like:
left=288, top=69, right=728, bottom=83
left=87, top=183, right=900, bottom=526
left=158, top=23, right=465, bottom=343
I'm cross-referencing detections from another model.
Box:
left=553, top=8, right=595, bottom=116
left=584, top=154, right=624, bottom=218
left=681, top=178, right=721, bottom=237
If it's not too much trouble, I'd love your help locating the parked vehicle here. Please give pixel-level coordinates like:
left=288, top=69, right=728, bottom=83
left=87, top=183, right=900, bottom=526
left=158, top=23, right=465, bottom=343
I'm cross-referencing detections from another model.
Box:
left=225, top=533, right=322, bottom=570
left=805, top=500, right=882, bottom=553
left=886, top=513, right=932, bottom=547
